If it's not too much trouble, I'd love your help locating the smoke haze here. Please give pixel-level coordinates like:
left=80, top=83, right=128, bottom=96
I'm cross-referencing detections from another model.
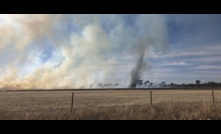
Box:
left=0, top=14, right=169, bottom=89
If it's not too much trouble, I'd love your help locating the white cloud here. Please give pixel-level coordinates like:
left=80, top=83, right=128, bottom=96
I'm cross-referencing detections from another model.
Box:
left=162, top=61, right=190, bottom=66
left=150, top=43, right=221, bottom=59
left=193, top=65, right=221, bottom=70
left=187, top=56, right=221, bottom=63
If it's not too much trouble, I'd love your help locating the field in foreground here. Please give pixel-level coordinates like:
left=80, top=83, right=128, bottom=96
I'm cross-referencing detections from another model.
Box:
left=0, top=89, right=221, bottom=120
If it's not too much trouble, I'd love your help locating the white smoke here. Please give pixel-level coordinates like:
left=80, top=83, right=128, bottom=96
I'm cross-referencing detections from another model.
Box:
left=0, top=14, right=169, bottom=89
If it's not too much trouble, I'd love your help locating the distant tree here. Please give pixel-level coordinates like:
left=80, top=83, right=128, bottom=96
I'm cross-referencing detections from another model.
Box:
left=159, top=82, right=166, bottom=88
left=144, top=81, right=149, bottom=87
left=149, top=82, right=153, bottom=87
left=208, top=81, right=215, bottom=88
left=196, top=80, right=201, bottom=87
left=161, top=82, right=166, bottom=87
left=170, top=83, right=174, bottom=88
left=138, top=80, right=143, bottom=87
left=181, top=83, right=185, bottom=88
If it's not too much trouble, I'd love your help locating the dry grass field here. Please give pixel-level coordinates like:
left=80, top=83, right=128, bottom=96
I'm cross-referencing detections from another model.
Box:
left=1, top=89, right=221, bottom=120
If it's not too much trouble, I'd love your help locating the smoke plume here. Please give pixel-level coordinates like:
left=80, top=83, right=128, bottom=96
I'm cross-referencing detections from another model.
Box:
left=129, top=42, right=146, bottom=88
left=0, top=14, right=169, bottom=90
left=128, top=14, right=169, bottom=88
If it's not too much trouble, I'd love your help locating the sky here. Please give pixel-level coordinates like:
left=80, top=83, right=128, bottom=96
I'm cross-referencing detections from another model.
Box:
left=0, top=14, right=221, bottom=89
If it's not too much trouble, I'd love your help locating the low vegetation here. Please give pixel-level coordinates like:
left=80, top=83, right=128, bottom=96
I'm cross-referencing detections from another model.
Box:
left=1, top=102, right=221, bottom=120
left=0, top=89, right=221, bottom=120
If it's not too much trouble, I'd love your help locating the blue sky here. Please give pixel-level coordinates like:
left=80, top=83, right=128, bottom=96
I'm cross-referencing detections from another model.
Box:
left=150, top=14, right=221, bottom=84
left=0, top=14, right=221, bottom=89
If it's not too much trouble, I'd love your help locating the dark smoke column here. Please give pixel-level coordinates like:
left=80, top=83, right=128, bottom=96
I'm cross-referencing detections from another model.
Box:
left=129, top=43, right=146, bottom=88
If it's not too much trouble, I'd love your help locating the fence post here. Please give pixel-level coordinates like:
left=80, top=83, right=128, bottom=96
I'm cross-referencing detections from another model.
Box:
left=150, top=91, right=152, bottom=105
left=212, top=90, right=215, bottom=104
left=71, top=92, right=74, bottom=113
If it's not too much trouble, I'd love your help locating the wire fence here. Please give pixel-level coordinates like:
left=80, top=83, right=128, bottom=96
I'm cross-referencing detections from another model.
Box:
left=0, top=89, right=220, bottom=112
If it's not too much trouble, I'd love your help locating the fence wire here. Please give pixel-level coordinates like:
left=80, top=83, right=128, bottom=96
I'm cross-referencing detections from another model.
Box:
left=0, top=90, right=220, bottom=112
